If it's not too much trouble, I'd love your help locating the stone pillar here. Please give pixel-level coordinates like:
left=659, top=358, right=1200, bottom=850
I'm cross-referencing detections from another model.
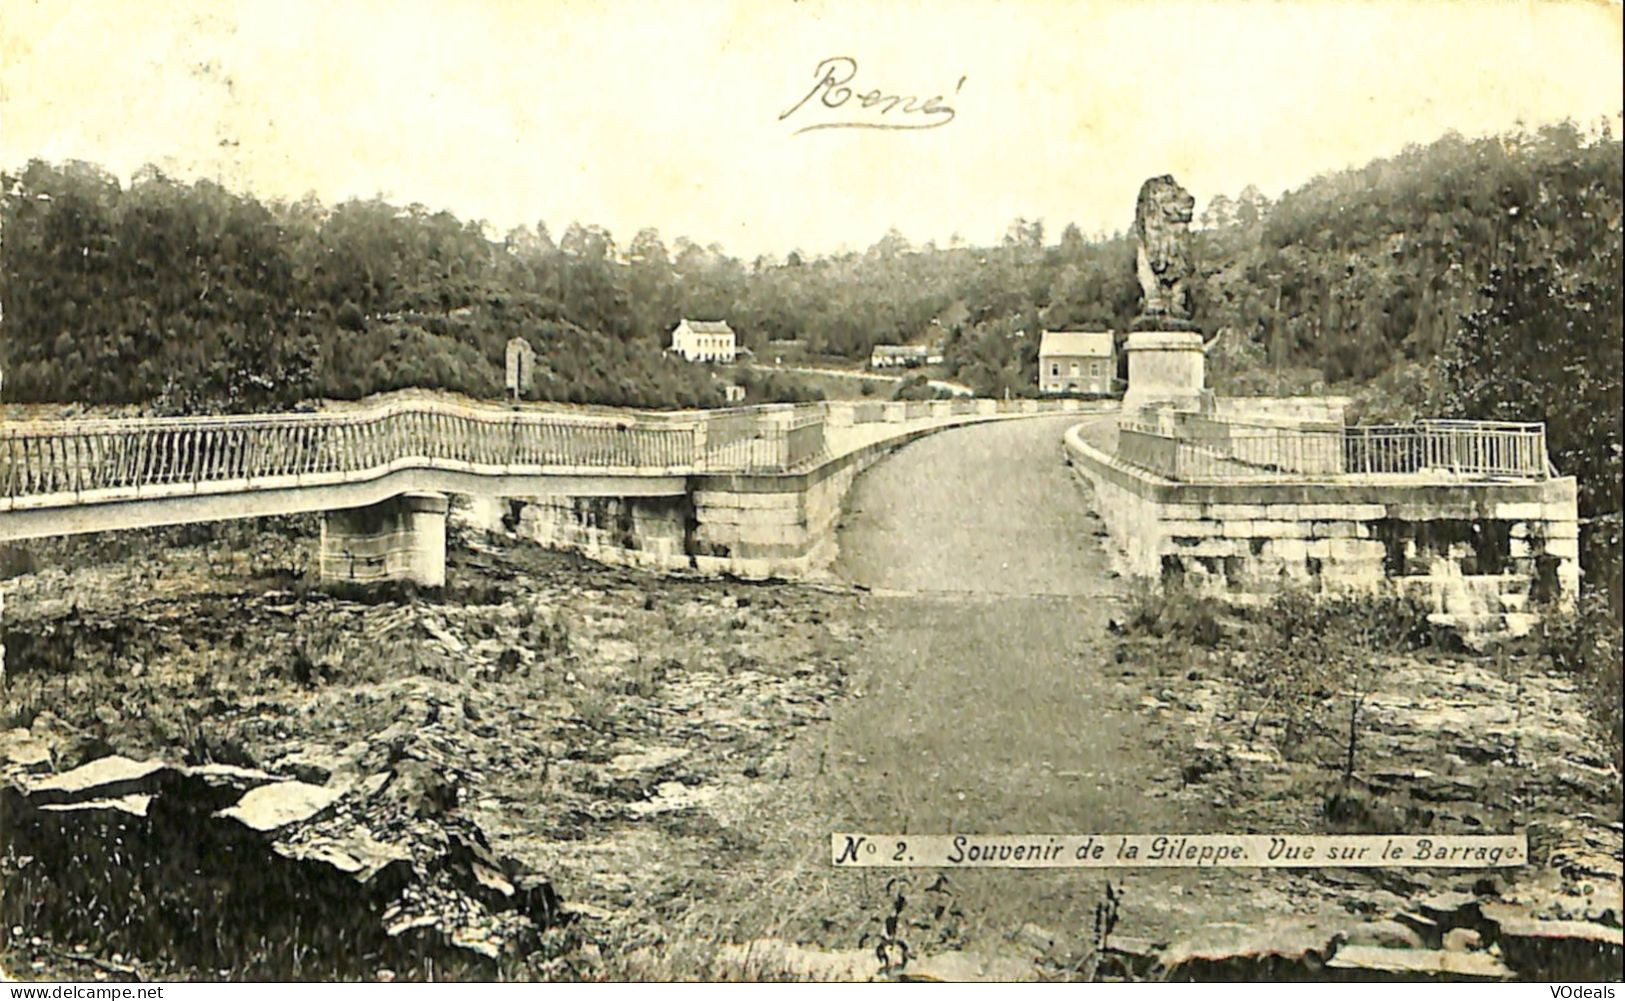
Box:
left=319, top=491, right=448, bottom=588
left=1123, top=330, right=1206, bottom=414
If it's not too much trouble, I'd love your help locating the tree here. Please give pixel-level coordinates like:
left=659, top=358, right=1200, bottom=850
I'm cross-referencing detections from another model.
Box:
left=1200, top=194, right=1235, bottom=230
left=1443, top=222, right=1623, bottom=599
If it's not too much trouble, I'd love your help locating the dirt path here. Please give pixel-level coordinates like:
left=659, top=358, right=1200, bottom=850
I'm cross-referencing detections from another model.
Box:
left=764, top=416, right=1296, bottom=961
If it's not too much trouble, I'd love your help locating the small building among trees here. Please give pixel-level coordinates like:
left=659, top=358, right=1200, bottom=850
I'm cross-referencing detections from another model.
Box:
left=870, top=343, right=945, bottom=369
left=1038, top=330, right=1115, bottom=394
left=669, top=319, right=738, bottom=363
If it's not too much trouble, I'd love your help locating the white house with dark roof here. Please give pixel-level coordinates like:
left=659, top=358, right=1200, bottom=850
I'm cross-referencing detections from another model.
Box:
left=669, top=319, right=737, bottom=363
left=869, top=344, right=931, bottom=369
left=1038, top=330, right=1115, bottom=394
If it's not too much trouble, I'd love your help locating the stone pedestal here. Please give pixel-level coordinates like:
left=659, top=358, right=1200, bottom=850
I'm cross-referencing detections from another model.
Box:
left=1122, top=330, right=1206, bottom=414
left=319, top=491, right=449, bottom=588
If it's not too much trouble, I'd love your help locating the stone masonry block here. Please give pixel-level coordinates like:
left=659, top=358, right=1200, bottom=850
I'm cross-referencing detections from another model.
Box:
left=1296, top=503, right=1384, bottom=521
left=1327, top=538, right=1386, bottom=562
left=1263, top=504, right=1301, bottom=521
left=1169, top=538, right=1237, bottom=558
left=1161, top=503, right=1204, bottom=520
left=1160, top=519, right=1219, bottom=538
left=1309, top=521, right=1357, bottom=539
left=1269, top=539, right=1309, bottom=562
left=694, top=524, right=741, bottom=547
left=1209, top=504, right=1269, bottom=521
left=696, top=505, right=806, bottom=527
left=1251, top=520, right=1308, bottom=539
left=727, top=557, right=786, bottom=580
left=692, top=555, right=731, bottom=575
left=1387, top=502, right=1480, bottom=521
left=1540, top=537, right=1579, bottom=560
left=731, top=522, right=811, bottom=547
left=1544, top=502, right=1578, bottom=522
left=1342, top=504, right=1389, bottom=521
left=1543, top=519, right=1579, bottom=539
left=693, top=490, right=801, bottom=511
left=1495, top=502, right=1544, bottom=520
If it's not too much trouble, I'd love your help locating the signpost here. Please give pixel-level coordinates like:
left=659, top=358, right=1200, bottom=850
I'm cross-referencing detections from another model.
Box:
left=505, top=337, right=535, bottom=403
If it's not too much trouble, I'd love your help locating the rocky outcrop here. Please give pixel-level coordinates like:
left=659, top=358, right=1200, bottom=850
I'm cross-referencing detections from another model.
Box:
left=1156, top=884, right=1622, bottom=982
left=0, top=742, right=565, bottom=978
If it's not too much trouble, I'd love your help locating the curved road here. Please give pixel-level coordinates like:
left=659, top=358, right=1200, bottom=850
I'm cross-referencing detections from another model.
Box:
left=834, top=415, right=1118, bottom=595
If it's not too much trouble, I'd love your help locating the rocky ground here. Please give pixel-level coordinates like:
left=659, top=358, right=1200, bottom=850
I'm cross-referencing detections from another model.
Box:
left=0, top=415, right=1620, bottom=982
left=1103, top=619, right=1623, bottom=981
left=1, top=524, right=866, bottom=980
left=1, top=522, right=1621, bottom=981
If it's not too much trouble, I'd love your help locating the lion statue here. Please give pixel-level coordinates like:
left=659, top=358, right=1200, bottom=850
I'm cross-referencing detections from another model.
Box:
left=1132, top=175, right=1198, bottom=329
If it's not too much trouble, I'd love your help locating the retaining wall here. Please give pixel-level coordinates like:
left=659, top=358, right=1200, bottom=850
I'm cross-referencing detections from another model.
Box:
left=1064, top=424, right=1580, bottom=636
left=459, top=406, right=1107, bottom=580
left=469, top=431, right=939, bottom=578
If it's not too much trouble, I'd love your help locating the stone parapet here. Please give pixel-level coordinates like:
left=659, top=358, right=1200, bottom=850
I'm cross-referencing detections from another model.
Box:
left=1063, top=424, right=1580, bottom=637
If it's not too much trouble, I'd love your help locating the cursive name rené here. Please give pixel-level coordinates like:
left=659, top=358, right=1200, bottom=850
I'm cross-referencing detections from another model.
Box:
left=780, top=56, right=965, bottom=135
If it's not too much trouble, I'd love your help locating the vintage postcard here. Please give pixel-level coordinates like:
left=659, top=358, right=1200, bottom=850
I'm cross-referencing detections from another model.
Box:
left=1, top=0, right=1621, bottom=986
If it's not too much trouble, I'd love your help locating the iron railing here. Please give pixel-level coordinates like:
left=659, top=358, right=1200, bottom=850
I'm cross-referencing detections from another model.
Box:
left=1, top=399, right=702, bottom=503
left=1, top=394, right=1107, bottom=506
left=784, top=408, right=829, bottom=470
left=1345, top=420, right=1550, bottom=478
left=1115, top=417, right=1551, bottom=482
left=695, top=403, right=828, bottom=473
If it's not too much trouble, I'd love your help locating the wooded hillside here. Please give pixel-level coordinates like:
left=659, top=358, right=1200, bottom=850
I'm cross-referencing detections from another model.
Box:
left=3, top=123, right=1619, bottom=556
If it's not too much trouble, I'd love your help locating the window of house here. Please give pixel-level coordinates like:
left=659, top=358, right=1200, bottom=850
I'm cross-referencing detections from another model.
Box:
left=1049, top=363, right=1059, bottom=377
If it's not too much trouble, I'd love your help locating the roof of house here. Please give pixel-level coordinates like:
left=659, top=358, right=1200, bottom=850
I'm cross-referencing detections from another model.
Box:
left=871, top=344, right=932, bottom=356
left=679, top=319, right=735, bottom=336
left=1039, top=331, right=1114, bottom=357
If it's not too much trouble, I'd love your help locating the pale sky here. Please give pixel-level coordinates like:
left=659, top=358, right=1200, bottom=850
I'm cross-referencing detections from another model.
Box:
left=3, top=0, right=1621, bottom=258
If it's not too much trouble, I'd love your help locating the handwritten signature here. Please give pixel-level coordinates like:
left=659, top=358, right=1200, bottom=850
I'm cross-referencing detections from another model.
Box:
left=780, top=56, right=965, bottom=135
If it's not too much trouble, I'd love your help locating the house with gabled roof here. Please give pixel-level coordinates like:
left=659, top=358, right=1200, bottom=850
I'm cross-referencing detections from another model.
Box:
left=1038, top=330, right=1116, bottom=394
left=669, top=319, right=737, bottom=363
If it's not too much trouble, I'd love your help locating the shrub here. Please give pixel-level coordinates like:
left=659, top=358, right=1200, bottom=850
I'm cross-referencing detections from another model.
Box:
left=1536, top=595, right=1624, bottom=771
left=336, top=300, right=365, bottom=333
left=1257, top=589, right=1438, bottom=654
left=1122, top=582, right=1223, bottom=647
